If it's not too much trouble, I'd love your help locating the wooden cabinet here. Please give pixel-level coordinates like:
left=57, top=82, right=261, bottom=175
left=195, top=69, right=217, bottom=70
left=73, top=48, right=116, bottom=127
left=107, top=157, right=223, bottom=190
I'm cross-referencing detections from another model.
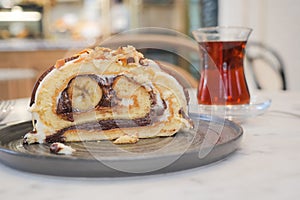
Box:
left=0, top=49, right=78, bottom=100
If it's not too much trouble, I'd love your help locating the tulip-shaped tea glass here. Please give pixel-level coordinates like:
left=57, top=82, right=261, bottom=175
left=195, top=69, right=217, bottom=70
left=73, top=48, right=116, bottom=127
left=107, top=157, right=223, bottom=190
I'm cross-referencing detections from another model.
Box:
left=193, top=26, right=252, bottom=105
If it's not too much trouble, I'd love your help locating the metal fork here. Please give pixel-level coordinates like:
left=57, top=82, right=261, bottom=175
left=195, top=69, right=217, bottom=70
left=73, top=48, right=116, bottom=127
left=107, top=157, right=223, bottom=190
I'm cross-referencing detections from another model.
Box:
left=0, top=100, right=15, bottom=122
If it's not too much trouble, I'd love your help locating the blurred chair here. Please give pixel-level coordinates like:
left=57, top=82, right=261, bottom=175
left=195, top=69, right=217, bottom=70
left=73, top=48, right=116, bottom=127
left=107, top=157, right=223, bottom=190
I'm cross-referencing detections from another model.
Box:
left=245, top=41, right=287, bottom=90
left=158, top=61, right=198, bottom=88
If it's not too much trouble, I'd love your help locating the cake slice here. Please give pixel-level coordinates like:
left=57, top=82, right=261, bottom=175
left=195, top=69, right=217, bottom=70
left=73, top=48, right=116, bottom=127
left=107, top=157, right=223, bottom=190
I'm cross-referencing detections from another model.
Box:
left=24, top=46, right=192, bottom=144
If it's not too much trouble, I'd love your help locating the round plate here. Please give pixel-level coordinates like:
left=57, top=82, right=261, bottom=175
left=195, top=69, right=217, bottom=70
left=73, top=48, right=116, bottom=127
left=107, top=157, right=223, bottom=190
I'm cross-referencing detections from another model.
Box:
left=0, top=115, right=243, bottom=177
left=189, top=95, right=271, bottom=122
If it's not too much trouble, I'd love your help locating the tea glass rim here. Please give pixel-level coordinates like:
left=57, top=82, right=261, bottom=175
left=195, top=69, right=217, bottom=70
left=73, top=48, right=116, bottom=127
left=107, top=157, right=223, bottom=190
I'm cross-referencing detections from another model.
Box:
left=193, top=26, right=253, bottom=33
left=192, top=26, right=252, bottom=42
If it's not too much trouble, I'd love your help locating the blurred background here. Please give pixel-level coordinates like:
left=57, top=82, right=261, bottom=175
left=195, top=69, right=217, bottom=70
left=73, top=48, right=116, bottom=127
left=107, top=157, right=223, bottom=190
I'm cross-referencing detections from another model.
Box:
left=0, top=0, right=299, bottom=100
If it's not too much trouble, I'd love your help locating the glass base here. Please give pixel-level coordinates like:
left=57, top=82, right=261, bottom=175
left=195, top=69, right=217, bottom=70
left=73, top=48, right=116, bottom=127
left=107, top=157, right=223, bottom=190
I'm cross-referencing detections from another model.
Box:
left=188, top=94, right=271, bottom=123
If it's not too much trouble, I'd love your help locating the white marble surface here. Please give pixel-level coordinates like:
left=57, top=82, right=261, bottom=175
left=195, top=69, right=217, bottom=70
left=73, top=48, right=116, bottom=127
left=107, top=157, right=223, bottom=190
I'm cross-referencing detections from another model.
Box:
left=0, top=91, right=299, bottom=200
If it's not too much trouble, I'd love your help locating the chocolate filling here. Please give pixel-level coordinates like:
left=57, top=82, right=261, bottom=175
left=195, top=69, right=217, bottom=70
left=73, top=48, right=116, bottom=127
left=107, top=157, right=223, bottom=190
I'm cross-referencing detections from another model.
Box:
left=56, top=87, right=74, bottom=121
left=56, top=74, right=167, bottom=122
left=56, top=75, right=120, bottom=121
left=29, top=54, right=190, bottom=143
left=45, top=113, right=158, bottom=143
left=126, top=57, right=135, bottom=64
left=96, top=75, right=120, bottom=107
left=47, top=74, right=167, bottom=142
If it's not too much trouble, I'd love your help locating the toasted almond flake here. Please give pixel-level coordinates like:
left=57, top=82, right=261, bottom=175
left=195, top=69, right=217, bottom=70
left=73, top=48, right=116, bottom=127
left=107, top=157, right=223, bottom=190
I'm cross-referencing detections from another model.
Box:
left=118, top=57, right=127, bottom=66
left=71, top=53, right=80, bottom=58
left=54, top=59, right=65, bottom=69
left=78, top=49, right=92, bottom=54
left=113, top=135, right=139, bottom=144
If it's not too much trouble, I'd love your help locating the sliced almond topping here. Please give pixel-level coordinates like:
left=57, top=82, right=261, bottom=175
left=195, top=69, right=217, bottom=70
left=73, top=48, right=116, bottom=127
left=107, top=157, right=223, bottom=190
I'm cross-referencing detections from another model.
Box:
left=78, top=49, right=92, bottom=54
left=71, top=53, right=80, bottom=58
left=113, top=134, right=139, bottom=144
left=54, top=59, right=65, bottom=69
left=117, top=57, right=127, bottom=66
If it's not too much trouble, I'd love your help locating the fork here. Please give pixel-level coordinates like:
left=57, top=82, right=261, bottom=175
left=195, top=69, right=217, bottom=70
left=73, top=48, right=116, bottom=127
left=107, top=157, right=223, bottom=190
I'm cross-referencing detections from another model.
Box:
left=0, top=100, right=15, bottom=122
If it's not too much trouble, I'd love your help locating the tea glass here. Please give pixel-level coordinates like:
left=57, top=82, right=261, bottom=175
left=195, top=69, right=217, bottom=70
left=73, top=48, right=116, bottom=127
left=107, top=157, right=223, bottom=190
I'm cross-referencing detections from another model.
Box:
left=192, top=26, right=252, bottom=105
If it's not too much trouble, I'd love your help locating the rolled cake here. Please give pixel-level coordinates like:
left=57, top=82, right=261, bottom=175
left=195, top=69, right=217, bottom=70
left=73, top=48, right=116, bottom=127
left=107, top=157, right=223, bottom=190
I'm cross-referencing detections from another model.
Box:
left=24, top=46, right=192, bottom=144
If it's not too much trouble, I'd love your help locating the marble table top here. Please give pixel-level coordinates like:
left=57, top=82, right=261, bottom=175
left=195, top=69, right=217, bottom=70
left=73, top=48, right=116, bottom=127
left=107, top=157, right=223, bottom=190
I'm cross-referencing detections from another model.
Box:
left=0, top=91, right=299, bottom=200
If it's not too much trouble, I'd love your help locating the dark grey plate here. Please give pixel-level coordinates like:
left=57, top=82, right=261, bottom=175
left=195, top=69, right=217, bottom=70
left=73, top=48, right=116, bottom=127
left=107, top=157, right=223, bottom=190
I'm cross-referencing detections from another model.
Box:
left=0, top=114, right=243, bottom=177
